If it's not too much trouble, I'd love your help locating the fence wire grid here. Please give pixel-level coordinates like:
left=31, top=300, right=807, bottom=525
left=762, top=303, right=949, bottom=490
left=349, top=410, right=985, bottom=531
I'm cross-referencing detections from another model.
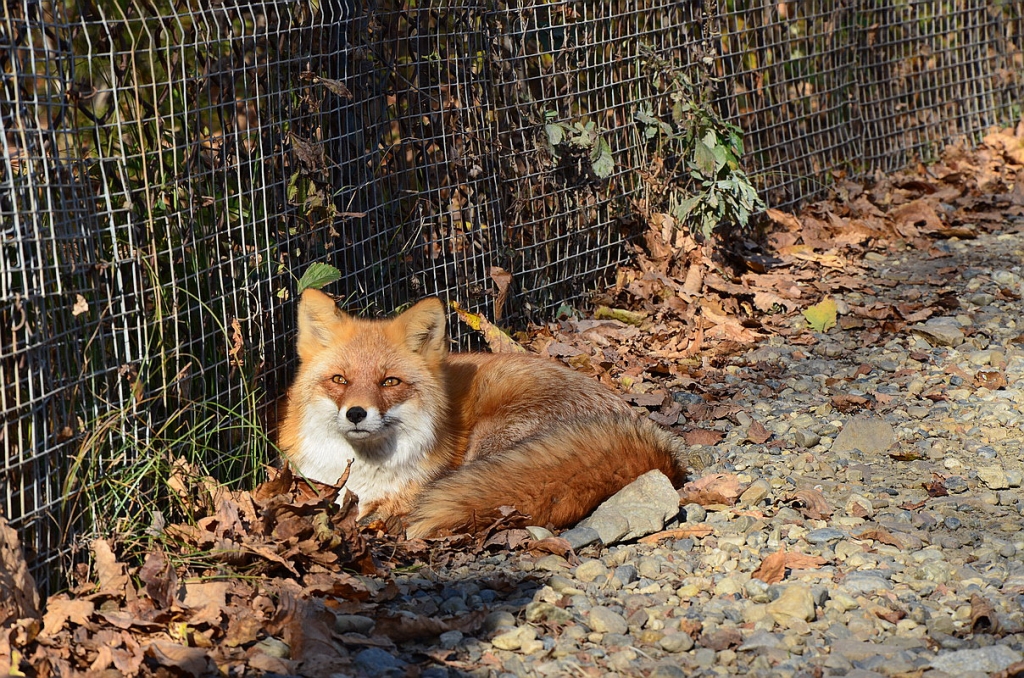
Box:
left=2, top=0, right=1022, bottom=592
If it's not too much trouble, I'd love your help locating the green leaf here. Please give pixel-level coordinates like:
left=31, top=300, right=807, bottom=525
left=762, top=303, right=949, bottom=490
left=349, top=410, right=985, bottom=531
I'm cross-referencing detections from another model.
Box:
left=297, top=263, right=342, bottom=294
left=544, top=123, right=565, bottom=147
left=590, top=137, right=615, bottom=179
left=803, top=297, right=838, bottom=332
left=693, top=139, right=717, bottom=176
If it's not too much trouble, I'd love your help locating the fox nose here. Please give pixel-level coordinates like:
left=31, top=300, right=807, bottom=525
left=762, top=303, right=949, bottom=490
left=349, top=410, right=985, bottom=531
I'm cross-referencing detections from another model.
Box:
left=346, top=406, right=367, bottom=424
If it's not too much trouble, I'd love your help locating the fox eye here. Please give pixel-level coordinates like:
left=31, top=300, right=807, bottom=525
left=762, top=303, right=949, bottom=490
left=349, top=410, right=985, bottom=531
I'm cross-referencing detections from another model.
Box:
left=381, top=376, right=402, bottom=387
left=331, top=375, right=347, bottom=385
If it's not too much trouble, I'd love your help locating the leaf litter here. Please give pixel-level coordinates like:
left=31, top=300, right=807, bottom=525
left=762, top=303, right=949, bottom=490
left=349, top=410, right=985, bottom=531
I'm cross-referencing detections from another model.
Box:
left=5, top=125, right=1024, bottom=675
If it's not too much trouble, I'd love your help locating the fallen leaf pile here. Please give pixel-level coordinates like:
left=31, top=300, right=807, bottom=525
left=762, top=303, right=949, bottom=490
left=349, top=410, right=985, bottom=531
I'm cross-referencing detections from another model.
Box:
left=596, top=120, right=1024, bottom=360
left=1, top=470, right=596, bottom=677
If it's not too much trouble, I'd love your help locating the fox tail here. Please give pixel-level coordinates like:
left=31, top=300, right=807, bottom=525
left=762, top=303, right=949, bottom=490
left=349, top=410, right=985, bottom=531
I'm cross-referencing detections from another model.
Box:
left=405, top=415, right=695, bottom=538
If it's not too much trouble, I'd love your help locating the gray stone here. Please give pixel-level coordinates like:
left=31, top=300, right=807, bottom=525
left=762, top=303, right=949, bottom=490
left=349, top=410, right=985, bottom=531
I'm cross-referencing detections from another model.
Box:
left=682, top=503, right=707, bottom=523
left=354, top=648, right=406, bottom=676
left=765, top=583, right=816, bottom=625
left=574, top=559, right=609, bottom=583
left=737, top=630, right=782, bottom=651
left=559, top=526, right=601, bottom=550
left=587, top=606, right=629, bottom=635
left=977, top=465, right=1010, bottom=490
left=930, top=645, right=1023, bottom=673
left=832, top=416, right=896, bottom=455
left=911, top=317, right=965, bottom=347
left=334, top=614, right=375, bottom=635
left=794, top=429, right=821, bottom=448
left=805, top=527, right=846, bottom=544
left=658, top=632, right=695, bottom=653
left=577, top=470, right=680, bottom=544
left=739, top=479, right=771, bottom=506
left=841, top=570, right=893, bottom=593
left=613, top=564, right=638, bottom=586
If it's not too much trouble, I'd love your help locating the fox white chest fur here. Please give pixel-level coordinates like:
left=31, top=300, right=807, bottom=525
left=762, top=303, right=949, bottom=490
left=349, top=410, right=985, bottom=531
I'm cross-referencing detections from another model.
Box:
left=290, top=396, right=440, bottom=504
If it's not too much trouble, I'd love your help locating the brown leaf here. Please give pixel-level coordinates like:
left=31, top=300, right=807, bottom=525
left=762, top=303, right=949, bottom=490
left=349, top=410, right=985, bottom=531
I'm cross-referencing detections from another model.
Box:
left=974, top=369, right=1008, bottom=390
left=783, top=488, right=833, bottom=520
left=146, top=641, right=213, bottom=678
left=489, top=267, right=513, bottom=321
left=679, top=473, right=743, bottom=506
left=923, top=474, right=948, bottom=497
left=92, top=539, right=129, bottom=596
left=374, top=610, right=486, bottom=643
left=970, top=593, right=1000, bottom=635
left=0, top=515, right=40, bottom=625
left=745, top=419, right=771, bottom=444
left=683, top=429, right=724, bottom=446
left=832, top=394, right=871, bottom=413
left=225, top=608, right=264, bottom=647
left=482, top=528, right=532, bottom=551
left=40, top=596, right=94, bottom=636
left=751, top=550, right=787, bottom=584
left=526, top=538, right=580, bottom=566
left=856, top=527, right=904, bottom=550
left=637, top=525, right=714, bottom=544
left=138, top=550, right=177, bottom=608
left=180, top=580, right=230, bottom=627
left=889, top=448, right=924, bottom=462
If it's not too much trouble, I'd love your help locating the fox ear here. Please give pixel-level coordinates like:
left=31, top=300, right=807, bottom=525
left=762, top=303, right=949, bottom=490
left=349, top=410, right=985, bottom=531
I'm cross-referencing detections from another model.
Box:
left=296, top=289, right=347, bottom=362
left=397, top=298, right=448, bottom=359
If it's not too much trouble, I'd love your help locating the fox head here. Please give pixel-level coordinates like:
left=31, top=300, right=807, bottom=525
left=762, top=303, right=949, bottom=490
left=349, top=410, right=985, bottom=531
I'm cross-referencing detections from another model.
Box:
left=284, top=289, right=450, bottom=471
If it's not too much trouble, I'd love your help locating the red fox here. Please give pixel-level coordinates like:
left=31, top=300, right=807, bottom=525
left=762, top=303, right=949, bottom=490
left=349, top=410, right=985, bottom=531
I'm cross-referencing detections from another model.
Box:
left=278, top=289, right=690, bottom=538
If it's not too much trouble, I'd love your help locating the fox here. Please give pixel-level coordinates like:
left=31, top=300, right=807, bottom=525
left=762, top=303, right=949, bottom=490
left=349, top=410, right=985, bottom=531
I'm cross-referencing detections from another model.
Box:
left=278, top=288, right=692, bottom=538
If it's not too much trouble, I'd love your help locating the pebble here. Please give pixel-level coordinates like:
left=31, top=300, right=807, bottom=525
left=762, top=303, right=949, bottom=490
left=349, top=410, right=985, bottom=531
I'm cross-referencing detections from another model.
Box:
left=587, top=607, right=629, bottom=635
left=831, top=415, right=896, bottom=455
left=765, top=584, right=817, bottom=626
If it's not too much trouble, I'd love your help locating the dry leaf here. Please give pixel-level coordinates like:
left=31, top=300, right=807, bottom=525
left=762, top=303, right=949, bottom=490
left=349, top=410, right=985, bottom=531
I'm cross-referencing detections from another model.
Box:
left=0, top=515, right=40, bottom=625
left=41, top=597, right=95, bottom=636
left=145, top=641, right=213, bottom=678
left=72, top=294, right=89, bottom=316
left=803, top=297, right=838, bottom=332
left=752, top=550, right=787, bottom=584
left=745, top=420, right=771, bottom=444
left=974, top=369, right=1008, bottom=390
left=452, top=302, right=527, bottom=354
left=638, top=525, right=714, bottom=544
left=969, top=593, right=1000, bottom=635
left=679, top=473, right=743, bottom=506
left=683, top=429, right=724, bottom=446
left=92, top=539, right=129, bottom=596
left=782, top=488, right=833, bottom=520
left=855, top=527, right=904, bottom=550
left=489, top=267, right=513, bottom=321
left=526, top=537, right=580, bottom=565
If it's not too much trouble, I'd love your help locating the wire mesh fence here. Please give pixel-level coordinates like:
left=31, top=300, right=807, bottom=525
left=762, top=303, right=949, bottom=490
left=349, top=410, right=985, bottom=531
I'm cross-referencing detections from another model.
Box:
left=2, top=0, right=1021, bottom=592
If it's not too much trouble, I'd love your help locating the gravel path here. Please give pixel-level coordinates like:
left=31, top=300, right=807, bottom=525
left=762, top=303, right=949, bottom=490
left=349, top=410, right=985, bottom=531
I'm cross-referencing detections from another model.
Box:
left=344, top=228, right=1024, bottom=678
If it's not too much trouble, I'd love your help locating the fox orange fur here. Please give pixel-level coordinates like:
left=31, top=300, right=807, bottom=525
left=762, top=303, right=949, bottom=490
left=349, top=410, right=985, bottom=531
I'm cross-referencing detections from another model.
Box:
left=278, top=289, right=690, bottom=538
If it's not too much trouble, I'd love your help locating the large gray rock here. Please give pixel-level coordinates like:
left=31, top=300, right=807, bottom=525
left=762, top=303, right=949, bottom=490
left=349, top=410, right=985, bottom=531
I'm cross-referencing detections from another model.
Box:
left=910, top=317, right=964, bottom=347
left=576, top=470, right=679, bottom=544
left=930, top=645, right=1022, bottom=674
left=832, top=416, right=896, bottom=456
